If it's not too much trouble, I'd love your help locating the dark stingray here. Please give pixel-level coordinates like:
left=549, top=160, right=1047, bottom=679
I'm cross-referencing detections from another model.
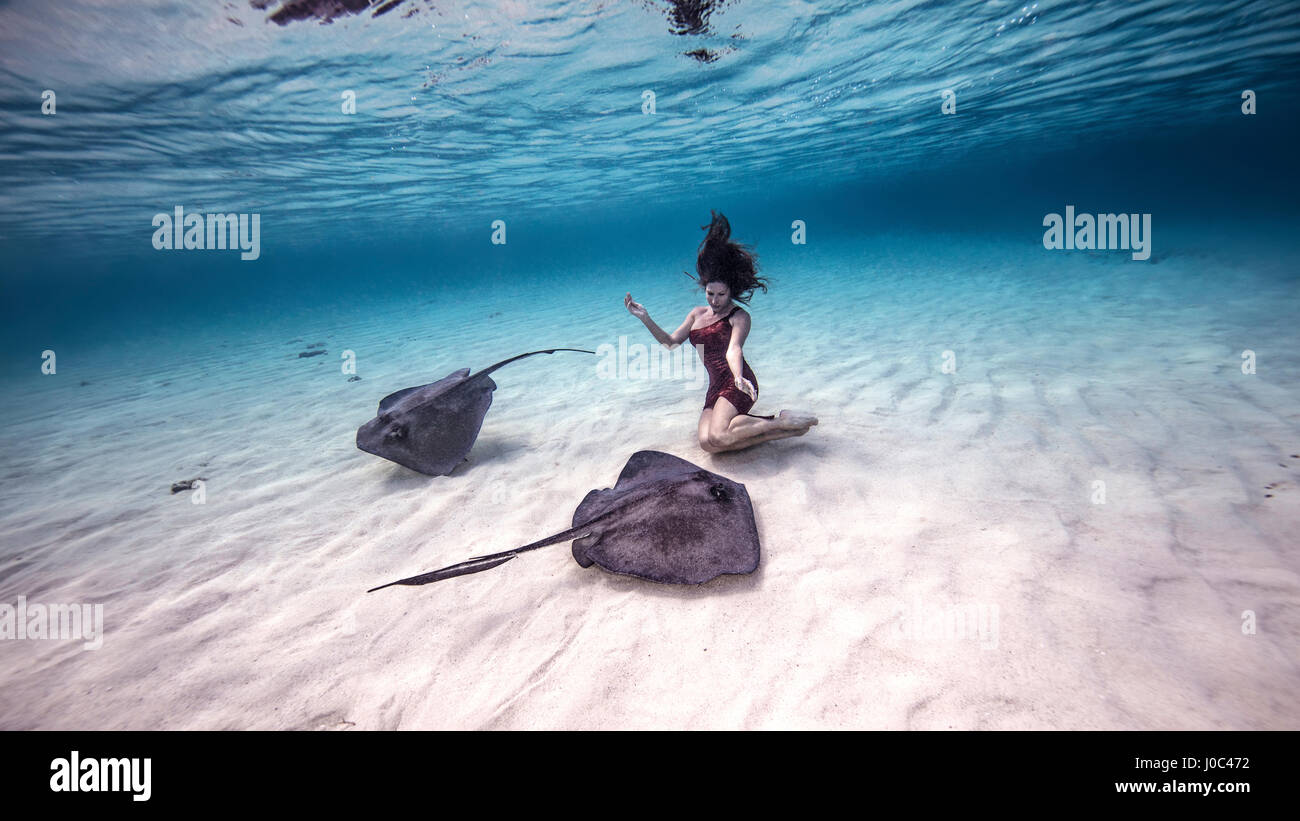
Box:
left=356, top=348, right=594, bottom=476
left=368, top=450, right=760, bottom=590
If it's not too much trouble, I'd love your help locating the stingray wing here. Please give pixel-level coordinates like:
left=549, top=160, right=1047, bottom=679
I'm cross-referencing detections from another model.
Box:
left=356, top=370, right=496, bottom=476
left=571, top=451, right=760, bottom=584
left=377, top=368, right=471, bottom=414
left=358, top=350, right=594, bottom=478
left=611, top=450, right=703, bottom=488
left=366, top=450, right=760, bottom=593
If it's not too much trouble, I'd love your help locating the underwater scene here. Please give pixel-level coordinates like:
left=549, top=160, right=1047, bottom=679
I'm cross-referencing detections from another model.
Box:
left=1, top=0, right=1298, bottom=730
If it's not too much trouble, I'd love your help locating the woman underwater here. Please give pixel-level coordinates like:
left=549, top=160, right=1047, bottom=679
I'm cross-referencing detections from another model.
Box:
left=625, top=211, right=818, bottom=453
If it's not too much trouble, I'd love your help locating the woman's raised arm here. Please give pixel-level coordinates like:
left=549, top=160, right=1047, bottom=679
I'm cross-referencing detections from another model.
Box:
left=626, top=293, right=697, bottom=349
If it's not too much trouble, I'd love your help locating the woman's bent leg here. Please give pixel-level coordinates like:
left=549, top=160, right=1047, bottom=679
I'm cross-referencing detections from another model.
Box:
left=697, top=409, right=716, bottom=452
left=705, top=398, right=815, bottom=453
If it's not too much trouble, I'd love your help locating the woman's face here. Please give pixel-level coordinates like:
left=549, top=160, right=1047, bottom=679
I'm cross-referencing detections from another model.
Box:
left=705, top=281, right=732, bottom=312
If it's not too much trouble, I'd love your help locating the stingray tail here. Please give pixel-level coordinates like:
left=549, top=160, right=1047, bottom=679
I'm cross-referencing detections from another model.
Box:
left=366, top=524, right=595, bottom=592
left=471, top=348, right=595, bottom=380
left=366, top=555, right=517, bottom=592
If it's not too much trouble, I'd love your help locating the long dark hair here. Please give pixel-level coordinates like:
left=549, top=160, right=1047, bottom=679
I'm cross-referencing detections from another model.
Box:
left=688, top=210, right=769, bottom=304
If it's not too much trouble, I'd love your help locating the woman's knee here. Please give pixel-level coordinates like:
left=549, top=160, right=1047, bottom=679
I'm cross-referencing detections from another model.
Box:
left=705, top=430, right=732, bottom=450
left=700, top=429, right=736, bottom=452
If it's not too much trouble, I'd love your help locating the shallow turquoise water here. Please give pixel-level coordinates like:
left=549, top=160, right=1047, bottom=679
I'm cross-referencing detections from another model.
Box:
left=0, top=0, right=1297, bottom=412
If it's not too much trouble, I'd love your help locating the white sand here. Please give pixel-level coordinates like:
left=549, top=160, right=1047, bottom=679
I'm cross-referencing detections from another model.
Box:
left=1, top=228, right=1297, bottom=729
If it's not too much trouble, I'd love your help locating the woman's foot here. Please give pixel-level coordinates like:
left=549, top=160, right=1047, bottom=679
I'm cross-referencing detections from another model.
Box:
left=776, top=409, right=818, bottom=431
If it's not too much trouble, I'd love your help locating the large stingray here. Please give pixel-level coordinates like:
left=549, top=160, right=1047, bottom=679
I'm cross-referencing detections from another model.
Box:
left=368, top=450, right=760, bottom=590
left=356, top=348, right=593, bottom=476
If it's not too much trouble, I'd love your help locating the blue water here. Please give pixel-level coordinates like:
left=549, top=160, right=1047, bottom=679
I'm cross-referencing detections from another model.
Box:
left=0, top=0, right=1297, bottom=454
left=0, top=0, right=1295, bottom=491
left=2, top=0, right=1298, bottom=344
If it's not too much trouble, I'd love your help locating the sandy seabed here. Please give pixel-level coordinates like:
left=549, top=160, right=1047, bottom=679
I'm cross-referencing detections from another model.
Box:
left=1, top=228, right=1297, bottom=730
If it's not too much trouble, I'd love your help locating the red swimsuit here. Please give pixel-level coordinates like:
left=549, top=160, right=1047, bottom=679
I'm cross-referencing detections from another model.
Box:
left=689, top=306, right=759, bottom=415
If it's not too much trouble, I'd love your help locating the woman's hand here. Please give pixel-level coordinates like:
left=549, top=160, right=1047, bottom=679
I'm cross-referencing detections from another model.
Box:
left=734, top=376, right=757, bottom=402
left=624, top=292, right=647, bottom=320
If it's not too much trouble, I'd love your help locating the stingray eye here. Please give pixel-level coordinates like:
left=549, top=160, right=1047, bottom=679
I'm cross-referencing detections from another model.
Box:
left=384, top=424, right=407, bottom=442
left=709, top=483, right=730, bottom=501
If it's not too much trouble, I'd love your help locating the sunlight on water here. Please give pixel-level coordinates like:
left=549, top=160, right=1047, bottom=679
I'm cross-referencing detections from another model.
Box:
left=2, top=0, right=1298, bottom=254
